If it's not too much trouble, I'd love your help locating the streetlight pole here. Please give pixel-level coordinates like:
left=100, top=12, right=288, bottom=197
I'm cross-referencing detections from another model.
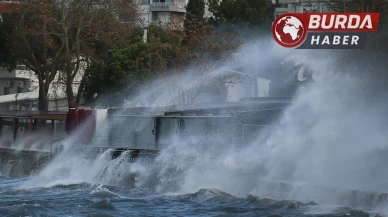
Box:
left=15, top=93, right=19, bottom=111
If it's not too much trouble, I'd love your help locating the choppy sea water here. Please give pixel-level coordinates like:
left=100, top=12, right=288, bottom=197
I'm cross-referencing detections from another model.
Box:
left=0, top=175, right=382, bottom=217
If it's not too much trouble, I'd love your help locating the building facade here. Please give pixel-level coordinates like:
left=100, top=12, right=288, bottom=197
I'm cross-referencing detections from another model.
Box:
left=274, top=0, right=332, bottom=18
left=0, top=67, right=81, bottom=112
left=139, top=0, right=188, bottom=27
left=139, top=0, right=213, bottom=27
left=0, top=68, right=33, bottom=111
left=223, top=68, right=271, bottom=102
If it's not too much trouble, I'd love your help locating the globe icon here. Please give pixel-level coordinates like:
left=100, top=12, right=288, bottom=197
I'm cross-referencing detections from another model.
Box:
left=274, top=15, right=305, bottom=47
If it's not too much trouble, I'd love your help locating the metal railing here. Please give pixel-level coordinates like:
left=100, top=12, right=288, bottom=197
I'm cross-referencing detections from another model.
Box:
left=93, top=136, right=157, bottom=150
left=48, top=135, right=159, bottom=159
left=49, top=137, right=67, bottom=159
left=150, top=2, right=173, bottom=8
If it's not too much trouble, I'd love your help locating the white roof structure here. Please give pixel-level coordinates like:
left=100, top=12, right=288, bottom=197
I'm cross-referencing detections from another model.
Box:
left=0, top=91, right=39, bottom=104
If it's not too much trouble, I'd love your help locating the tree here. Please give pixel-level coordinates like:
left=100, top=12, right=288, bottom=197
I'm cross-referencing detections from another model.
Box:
left=0, top=12, right=15, bottom=71
left=1, top=0, right=140, bottom=111
left=82, top=16, right=241, bottom=106
left=143, top=16, right=241, bottom=104
left=82, top=42, right=154, bottom=106
left=184, top=0, right=205, bottom=32
left=53, top=0, right=140, bottom=108
left=1, top=2, right=63, bottom=111
left=0, top=2, right=18, bottom=69
left=207, top=0, right=272, bottom=27
left=185, top=0, right=205, bottom=21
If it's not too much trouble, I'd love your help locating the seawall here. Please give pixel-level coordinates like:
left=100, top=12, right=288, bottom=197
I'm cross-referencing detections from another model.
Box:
left=0, top=147, right=51, bottom=178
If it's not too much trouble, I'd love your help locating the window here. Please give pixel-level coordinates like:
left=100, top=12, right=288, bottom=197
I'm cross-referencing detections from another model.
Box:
left=20, top=104, right=29, bottom=111
left=156, top=117, right=235, bottom=148
left=3, top=87, right=9, bottom=95
left=108, top=116, right=156, bottom=149
left=17, top=87, right=23, bottom=93
left=157, top=118, right=179, bottom=147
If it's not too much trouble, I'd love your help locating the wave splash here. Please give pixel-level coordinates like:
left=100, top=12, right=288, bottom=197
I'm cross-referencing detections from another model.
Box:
left=134, top=75, right=388, bottom=211
left=16, top=76, right=388, bottom=213
left=14, top=45, right=388, bottom=214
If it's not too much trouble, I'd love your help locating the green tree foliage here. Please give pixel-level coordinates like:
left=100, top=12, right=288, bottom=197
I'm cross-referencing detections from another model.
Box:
left=208, top=0, right=272, bottom=27
left=1, top=3, right=64, bottom=111
left=83, top=17, right=240, bottom=105
left=0, top=0, right=139, bottom=110
left=82, top=26, right=178, bottom=105
left=184, top=0, right=205, bottom=33
left=82, top=42, right=154, bottom=105
left=186, top=0, right=205, bottom=20
left=0, top=13, right=16, bottom=70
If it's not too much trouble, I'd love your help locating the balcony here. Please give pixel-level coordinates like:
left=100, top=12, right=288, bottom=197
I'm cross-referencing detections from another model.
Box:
left=151, top=2, right=173, bottom=7
left=150, top=0, right=186, bottom=13
left=275, top=0, right=332, bottom=13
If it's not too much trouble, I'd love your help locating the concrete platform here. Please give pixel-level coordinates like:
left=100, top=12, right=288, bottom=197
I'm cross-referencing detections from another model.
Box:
left=0, top=147, right=51, bottom=178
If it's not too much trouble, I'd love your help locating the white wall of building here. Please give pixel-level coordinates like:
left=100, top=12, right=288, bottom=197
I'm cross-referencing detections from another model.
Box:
left=204, top=0, right=212, bottom=18
left=0, top=64, right=84, bottom=111
left=275, top=0, right=333, bottom=18
left=257, top=77, right=270, bottom=97
left=226, top=82, right=246, bottom=102
left=156, top=12, right=171, bottom=23
left=226, top=75, right=271, bottom=102
left=139, top=0, right=212, bottom=27
left=93, top=109, right=109, bottom=145
left=139, top=5, right=152, bottom=27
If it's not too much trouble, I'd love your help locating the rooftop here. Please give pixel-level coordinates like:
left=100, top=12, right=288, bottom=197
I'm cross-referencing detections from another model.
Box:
left=0, top=110, right=67, bottom=120
left=109, top=97, right=293, bottom=117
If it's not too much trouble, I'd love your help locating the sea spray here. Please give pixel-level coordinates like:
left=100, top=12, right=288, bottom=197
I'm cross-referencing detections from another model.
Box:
left=127, top=47, right=388, bottom=209
left=132, top=74, right=388, bottom=209
left=20, top=146, right=114, bottom=188
left=16, top=41, right=388, bottom=212
left=32, top=75, right=388, bottom=210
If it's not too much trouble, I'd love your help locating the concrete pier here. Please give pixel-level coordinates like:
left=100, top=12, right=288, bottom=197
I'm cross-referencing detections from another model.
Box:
left=0, top=147, right=51, bottom=178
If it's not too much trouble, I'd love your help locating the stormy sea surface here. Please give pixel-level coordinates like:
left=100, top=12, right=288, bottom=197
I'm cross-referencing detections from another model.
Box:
left=0, top=175, right=378, bottom=217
